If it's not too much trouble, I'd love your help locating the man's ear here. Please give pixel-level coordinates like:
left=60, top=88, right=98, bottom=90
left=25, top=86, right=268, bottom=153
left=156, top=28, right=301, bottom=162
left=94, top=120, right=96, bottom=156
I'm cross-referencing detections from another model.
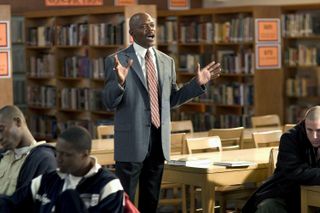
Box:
left=13, top=117, right=22, bottom=127
left=82, top=149, right=90, bottom=158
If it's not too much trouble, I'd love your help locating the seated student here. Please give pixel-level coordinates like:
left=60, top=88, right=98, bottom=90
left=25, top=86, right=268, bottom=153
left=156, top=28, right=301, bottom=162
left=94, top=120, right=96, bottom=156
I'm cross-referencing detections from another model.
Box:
left=243, top=106, right=320, bottom=213
left=0, top=126, right=124, bottom=213
left=0, top=105, right=56, bottom=195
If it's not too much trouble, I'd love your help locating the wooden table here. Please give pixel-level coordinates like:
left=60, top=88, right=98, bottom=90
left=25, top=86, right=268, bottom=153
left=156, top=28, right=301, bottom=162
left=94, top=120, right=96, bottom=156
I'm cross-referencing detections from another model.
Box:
left=301, top=185, right=320, bottom=213
left=163, top=147, right=273, bottom=213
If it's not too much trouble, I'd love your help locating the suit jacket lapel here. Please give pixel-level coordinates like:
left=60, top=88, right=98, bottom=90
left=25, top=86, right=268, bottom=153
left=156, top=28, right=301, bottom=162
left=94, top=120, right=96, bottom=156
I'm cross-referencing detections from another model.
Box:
left=154, top=48, right=165, bottom=92
left=124, top=45, right=148, bottom=91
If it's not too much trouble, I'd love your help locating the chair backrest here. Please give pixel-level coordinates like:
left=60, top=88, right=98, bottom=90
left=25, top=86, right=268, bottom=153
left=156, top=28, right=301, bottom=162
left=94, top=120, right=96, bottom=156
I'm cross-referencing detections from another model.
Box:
left=208, top=127, right=244, bottom=150
left=186, top=136, right=222, bottom=154
left=96, top=125, right=114, bottom=139
left=252, top=130, right=282, bottom=148
left=268, top=147, right=279, bottom=176
left=283, top=123, right=295, bottom=132
left=251, top=114, right=281, bottom=128
left=171, top=120, right=194, bottom=133
left=170, top=132, right=186, bottom=155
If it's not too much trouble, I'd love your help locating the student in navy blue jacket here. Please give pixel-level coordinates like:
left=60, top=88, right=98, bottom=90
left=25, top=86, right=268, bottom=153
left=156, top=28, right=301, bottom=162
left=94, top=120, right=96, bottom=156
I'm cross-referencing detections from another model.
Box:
left=0, top=126, right=124, bottom=213
left=0, top=105, right=56, bottom=195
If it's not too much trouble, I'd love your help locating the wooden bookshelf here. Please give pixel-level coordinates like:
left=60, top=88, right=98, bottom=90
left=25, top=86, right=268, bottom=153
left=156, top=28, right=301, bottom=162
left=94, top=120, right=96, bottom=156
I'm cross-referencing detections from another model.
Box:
left=281, top=4, right=320, bottom=123
left=12, top=16, right=27, bottom=112
left=24, top=5, right=156, bottom=140
left=0, top=5, right=13, bottom=108
left=158, top=6, right=282, bottom=130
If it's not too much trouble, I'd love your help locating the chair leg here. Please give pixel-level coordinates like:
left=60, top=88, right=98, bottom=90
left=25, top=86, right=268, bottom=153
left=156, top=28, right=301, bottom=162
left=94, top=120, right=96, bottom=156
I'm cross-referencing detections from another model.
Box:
left=182, top=184, right=187, bottom=213
left=190, top=185, right=195, bottom=213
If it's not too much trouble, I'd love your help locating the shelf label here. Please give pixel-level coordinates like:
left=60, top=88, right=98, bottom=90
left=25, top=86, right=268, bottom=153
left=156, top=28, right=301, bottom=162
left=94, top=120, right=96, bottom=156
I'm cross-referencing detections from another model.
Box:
left=0, top=21, right=9, bottom=48
left=45, top=0, right=103, bottom=6
left=168, top=0, right=190, bottom=10
left=256, top=44, right=281, bottom=69
left=114, top=0, right=137, bottom=6
left=0, top=51, right=10, bottom=78
left=255, top=18, right=280, bottom=43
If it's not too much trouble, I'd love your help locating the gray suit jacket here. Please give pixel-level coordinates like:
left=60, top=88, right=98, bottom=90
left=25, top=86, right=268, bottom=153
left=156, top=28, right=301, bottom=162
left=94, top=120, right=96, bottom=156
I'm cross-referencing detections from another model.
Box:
left=103, top=45, right=205, bottom=162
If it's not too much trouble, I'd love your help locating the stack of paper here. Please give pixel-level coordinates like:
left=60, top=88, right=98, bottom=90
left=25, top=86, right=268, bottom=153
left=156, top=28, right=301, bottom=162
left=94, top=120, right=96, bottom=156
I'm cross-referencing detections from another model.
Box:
left=213, top=161, right=256, bottom=168
left=167, top=156, right=213, bottom=167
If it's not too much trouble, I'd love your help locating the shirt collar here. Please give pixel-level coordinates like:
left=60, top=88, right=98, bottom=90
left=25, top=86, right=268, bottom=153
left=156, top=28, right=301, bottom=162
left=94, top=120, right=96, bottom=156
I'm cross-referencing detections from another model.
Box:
left=57, top=157, right=102, bottom=180
left=3, top=140, right=38, bottom=159
left=133, top=42, right=155, bottom=59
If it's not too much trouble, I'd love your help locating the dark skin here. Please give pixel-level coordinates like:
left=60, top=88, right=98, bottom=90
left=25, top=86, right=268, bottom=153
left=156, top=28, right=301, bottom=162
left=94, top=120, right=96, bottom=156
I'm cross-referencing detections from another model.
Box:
left=0, top=114, right=35, bottom=150
left=113, top=12, right=222, bottom=86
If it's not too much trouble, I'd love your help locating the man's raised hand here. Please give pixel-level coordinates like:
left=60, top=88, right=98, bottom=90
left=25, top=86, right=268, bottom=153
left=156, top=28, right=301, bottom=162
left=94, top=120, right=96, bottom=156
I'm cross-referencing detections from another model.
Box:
left=113, top=54, right=133, bottom=86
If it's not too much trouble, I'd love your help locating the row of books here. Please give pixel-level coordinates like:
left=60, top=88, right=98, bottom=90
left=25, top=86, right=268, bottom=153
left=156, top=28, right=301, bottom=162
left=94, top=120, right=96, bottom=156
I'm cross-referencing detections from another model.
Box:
left=179, top=53, right=214, bottom=72
left=156, top=16, right=253, bottom=44
left=26, top=20, right=124, bottom=47
left=26, top=86, right=108, bottom=112
left=28, top=115, right=58, bottom=140
left=27, top=85, right=56, bottom=108
left=282, top=13, right=320, bottom=37
left=13, top=79, right=26, bottom=105
left=157, top=18, right=178, bottom=43
left=28, top=54, right=55, bottom=78
left=286, top=77, right=318, bottom=97
left=89, top=21, right=124, bottom=46
left=180, top=21, right=213, bottom=43
left=56, top=23, right=88, bottom=46
left=217, top=49, right=254, bottom=74
left=286, top=105, right=311, bottom=124
left=214, top=16, right=254, bottom=43
left=28, top=54, right=106, bottom=79
left=284, top=45, right=320, bottom=66
left=28, top=115, right=114, bottom=140
left=213, top=83, right=254, bottom=106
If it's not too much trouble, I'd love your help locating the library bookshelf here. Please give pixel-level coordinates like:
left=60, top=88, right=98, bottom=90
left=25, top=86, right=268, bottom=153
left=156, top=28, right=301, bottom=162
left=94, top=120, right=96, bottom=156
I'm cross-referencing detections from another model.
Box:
left=281, top=4, right=320, bottom=123
left=0, top=5, right=13, bottom=107
left=157, top=6, right=282, bottom=131
left=24, top=5, right=156, bottom=141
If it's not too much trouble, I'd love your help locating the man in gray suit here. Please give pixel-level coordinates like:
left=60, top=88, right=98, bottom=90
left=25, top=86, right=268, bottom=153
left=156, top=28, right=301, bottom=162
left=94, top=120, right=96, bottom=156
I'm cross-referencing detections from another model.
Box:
left=103, top=12, right=221, bottom=213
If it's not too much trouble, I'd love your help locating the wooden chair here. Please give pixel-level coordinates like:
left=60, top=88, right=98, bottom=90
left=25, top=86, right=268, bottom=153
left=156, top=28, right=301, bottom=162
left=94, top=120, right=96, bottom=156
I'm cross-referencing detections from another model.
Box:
left=268, top=147, right=279, bottom=176
left=251, top=114, right=281, bottom=128
left=186, top=136, right=255, bottom=213
left=208, top=127, right=244, bottom=150
left=171, top=120, right=194, bottom=134
left=96, top=125, right=114, bottom=139
left=252, top=130, right=283, bottom=148
left=283, top=123, right=295, bottom=132
left=159, top=133, right=187, bottom=213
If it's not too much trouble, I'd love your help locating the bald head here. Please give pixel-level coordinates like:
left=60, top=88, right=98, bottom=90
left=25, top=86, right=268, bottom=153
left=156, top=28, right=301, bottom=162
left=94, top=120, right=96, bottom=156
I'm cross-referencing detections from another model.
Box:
left=129, top=12, right=153, bottom=30
left=0, top=105, right=26, bottom=124
left=305, top=106, right=320, bottom=121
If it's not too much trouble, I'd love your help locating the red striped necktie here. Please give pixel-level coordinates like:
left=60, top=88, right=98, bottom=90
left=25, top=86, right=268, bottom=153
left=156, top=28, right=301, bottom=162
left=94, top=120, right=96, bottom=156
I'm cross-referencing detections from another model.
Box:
left=145, top=49, right=160, bottom=128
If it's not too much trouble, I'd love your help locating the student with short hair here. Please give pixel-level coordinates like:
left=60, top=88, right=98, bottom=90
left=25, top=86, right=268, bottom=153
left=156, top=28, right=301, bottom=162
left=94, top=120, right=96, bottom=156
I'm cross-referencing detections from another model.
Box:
left=0, top=126, right=124, bottom=213
left=0, top=105, right=56, bottom=195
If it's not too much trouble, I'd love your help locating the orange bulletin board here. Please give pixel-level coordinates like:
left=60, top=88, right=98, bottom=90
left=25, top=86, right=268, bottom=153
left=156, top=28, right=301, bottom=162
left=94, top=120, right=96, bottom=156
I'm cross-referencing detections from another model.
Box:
left=255, top=18, right=280, bottom=43
left=45, top=0, right=103, bottom=6
left=0, top=22, right=9, bottom=48
left=256, top=44, right=281, bottom=69
left=168, top=0, right=190, bottom=10
left=0, top=51, right=10, bottom=78
left=115, top=0, right=137, bottom=6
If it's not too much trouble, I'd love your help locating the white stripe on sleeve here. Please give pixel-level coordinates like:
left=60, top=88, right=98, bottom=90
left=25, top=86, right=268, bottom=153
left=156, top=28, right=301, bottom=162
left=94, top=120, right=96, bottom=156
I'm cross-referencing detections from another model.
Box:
left=100, top=179, right=123, bottom=201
